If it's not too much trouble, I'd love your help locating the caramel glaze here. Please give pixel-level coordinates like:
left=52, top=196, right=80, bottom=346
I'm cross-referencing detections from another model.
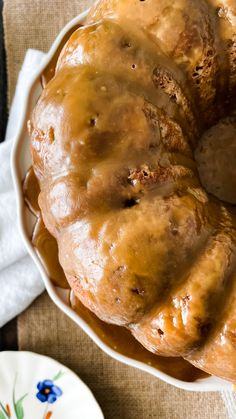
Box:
left=28, top=0, right=236, bottom=383
left=24, top=167, right=207, bottom=382
left=41, top=24, right=81, bottom=88
left=23, top=167, right=41, bottom=216
left=23, top=168, right=68, bottom=289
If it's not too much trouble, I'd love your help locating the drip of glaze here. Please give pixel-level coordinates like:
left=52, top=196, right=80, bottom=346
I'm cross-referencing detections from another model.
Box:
left=41, top=24, right=81, bottom=87
left=23, top=168, right=68, bottom=289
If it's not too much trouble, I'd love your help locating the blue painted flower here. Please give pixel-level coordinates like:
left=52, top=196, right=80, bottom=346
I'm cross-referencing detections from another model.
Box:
left=36, top=380, right=63, bottom=404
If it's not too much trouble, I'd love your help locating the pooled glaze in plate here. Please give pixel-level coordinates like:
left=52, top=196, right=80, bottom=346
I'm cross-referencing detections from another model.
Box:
left=11, top=9, right=232, bottom=392
left=0, top=351, right=103, bottom=419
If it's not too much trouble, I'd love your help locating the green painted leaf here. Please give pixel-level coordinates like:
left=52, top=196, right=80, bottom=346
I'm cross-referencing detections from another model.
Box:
left=0, top=410, right=7, bottom=419
left=52, top=370, right=65, bottom=381
left=14, top=394, right=28, bottom=419
left=0, top=402, right=8, bottom=418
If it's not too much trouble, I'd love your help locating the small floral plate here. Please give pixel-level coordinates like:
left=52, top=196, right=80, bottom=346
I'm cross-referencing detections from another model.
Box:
left=0, top=352, right=104, bottom=419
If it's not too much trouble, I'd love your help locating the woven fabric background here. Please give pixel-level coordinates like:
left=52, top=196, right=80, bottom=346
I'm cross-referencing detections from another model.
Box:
left=3, top=1, right=228, bottom=417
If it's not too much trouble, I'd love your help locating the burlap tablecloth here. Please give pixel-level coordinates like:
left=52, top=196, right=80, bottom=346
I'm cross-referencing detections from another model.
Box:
left=3, top=1, right=228, bottom=417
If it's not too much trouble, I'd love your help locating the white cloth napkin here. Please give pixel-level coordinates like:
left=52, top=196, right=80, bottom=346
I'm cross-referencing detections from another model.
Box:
left=0, top=47, right=235, bottom=418
left=0, top=49, right=46, bottom=328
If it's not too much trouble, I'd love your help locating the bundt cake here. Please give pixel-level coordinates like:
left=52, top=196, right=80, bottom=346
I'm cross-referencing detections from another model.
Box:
left=29, top=0, right=236, bottom=382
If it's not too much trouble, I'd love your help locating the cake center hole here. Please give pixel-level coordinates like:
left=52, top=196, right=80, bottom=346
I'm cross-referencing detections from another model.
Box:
left=195, top=117, right=236, bottom=205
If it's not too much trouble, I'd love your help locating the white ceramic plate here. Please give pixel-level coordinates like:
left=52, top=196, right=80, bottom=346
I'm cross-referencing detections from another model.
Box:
left=0, top=351, right=103, bottom=419
left=11, top=9, right=232, bottom=392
